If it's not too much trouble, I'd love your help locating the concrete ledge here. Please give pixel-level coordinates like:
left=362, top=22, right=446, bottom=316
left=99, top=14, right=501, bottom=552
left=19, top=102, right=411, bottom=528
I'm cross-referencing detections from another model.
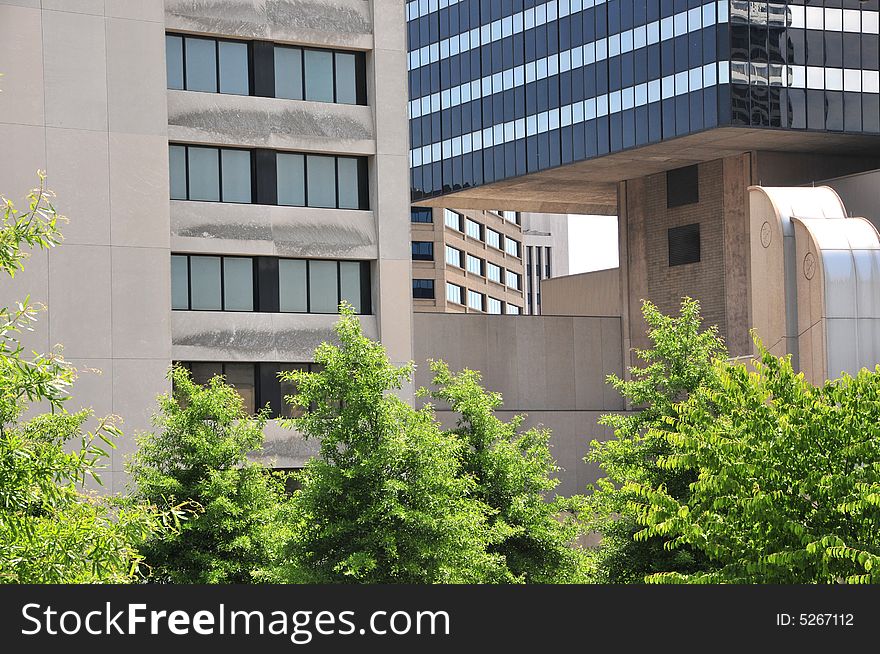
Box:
left=172, top=311, right=378, bottom=360
left=171, top=200, right=378, bottom=259
left=253, top=420, right=320, bottom=469
left=167, top=91, right=375, bottom=154
left=164, top=0, right=373, bottom=49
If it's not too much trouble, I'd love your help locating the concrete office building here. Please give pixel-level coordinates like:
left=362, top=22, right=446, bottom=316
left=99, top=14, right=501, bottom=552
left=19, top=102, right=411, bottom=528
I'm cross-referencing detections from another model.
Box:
left=521, top=211, right=570, bottom=314
left=0, top=0, right=413, bottom=490
left=411, top=206, right=526, bottom=313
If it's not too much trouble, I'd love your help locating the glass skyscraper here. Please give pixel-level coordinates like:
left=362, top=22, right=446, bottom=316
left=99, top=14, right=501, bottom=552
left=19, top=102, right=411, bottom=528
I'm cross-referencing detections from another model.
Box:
left=407, top=0, right=880, bottom=200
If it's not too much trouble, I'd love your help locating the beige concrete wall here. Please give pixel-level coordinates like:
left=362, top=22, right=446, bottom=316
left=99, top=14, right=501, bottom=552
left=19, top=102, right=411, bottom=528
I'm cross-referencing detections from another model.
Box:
left=413, top=313, right=624, bottom=493
left=541, top=268, right=621, bottom=317
left=0, top=0, right=171, bottom=492
left=821, top=169, right=880, bottom=231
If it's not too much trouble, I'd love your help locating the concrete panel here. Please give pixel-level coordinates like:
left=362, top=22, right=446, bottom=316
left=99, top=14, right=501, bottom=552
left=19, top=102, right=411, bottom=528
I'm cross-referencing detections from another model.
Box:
left=110, top=133, right=171, bottom=248
left=105, top=0, right=164, bottom=22
left=110, top=357, right=172, bottom=473
left=164, top=0, right=373, bottom=50
left=600, top=317, right=625, bottom=411
left=0, top=5, right=44, bottom=126
left=48, top=244, right=112, bottom=359
left=0, top=1, right=40, bottom=8
left=167, top=91, right=375, bottom=154
left=722, top=154, right=753, bottom=357
left=371, top=0, right=406, bottom=53
left=514, top=317, right=548, bottom=408
left=0, top=124, right=47, bottom=201
left=171, top=311, right=378, bottom=362
left=543, top=316, right=576, bottom=409
left=372, top=154, right=412, bottom=260
left=42, top=10, right=107, bottom=131
left=46, top=127, right=111, bottom=246
left=171, top=201, right=377, bottom=259
left=541, top=268, right=621, bottom=317
left=375, top=258, right=414, bottom=365
left=66, top=357, right=114, bottom=420
left=2, top=248, right=50, bottom=355
left=483, top=316, right=519, bottom=407
left=112, top=246, right=171, bottom=359
left=106, top=17, right=167, bottom=136
left=42, top=0, right=103, bottom=14
left=573, top=316, right=605, bottom=410
left=371, top=49, right=408, bottom=157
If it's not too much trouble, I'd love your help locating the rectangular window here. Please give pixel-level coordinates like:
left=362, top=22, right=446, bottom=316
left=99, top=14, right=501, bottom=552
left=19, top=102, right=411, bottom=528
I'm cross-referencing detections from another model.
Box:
left=505, top=270, right=521, bottom=290
left=169, top=145, right=187, bottom=199
left=304, top=49, right=335, bottom=102
left=167, top=34, right=365, bottom=105
left=487, top=262, right=502, bottom=283
left=486, top=228, right=502, bottom=249
left=411, top=207, right=433, bottom=223
left=466, top=218, right=483, bottom=240
left=170, top=145, right=253, bottom=203
left=174, top=255, right=370, bottom=314
left=336, top=157, right=362, bottom=210
left=445, top=245, right=463, bottom=268
left=466, top=254, right=484, bottom=276
left=412, top=279, right=436, bottom=299
left=467, top=289, right=484, bottom=312
left=307, top=155, right=337, bottom=209
left=446, top=283, right=463, bottom=305
left=277, top=153, right=306, bottom=206
left=668, top=223, right=701, bottom=266
left=220, top=149, right=252, bottom=203
left=501, top=210, right=519, bottom=224
left=487, top=297, right=503, bottom=314
left=278, top=259, right=308, bottom=312
left=412, top=241, right=434, bottom=261
left=667, top=165, right=700, bottom=208
left=507, top=304, right=521, bottom=315
left=444, top=209, right=463, bottom=231
left=505, top=237, right=521, bottom=258
left=187, top=146, right=220, bottom=201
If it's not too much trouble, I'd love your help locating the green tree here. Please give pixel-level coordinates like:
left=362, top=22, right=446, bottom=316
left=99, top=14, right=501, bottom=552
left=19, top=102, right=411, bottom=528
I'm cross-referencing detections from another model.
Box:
left=129, top=366, right=294, bottom=583
left=0, top=175, right=174, bottom=584
left=585, top=298, right=723, bottom=583
left=280, top=306, right=507, bottom=583
left=631, top=345, right=880, bottom=584
left=426, top=361, right=591, bottom=583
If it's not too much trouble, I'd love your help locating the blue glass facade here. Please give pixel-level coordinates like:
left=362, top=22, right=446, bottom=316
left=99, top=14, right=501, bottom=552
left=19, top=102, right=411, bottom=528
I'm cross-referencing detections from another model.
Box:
left=407, top=0, right=880, bottom=200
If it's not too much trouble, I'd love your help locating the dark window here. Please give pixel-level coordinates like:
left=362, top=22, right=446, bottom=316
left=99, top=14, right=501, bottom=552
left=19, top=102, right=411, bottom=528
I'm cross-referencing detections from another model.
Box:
left=411, top=241, right=434, bottom=261
left=411, top=207, right=433, bottom=223
left=668, top=223, right=701, bottom=267
left=166, top=33, right=366, bottom=105
left=667, top=165, right=700, bottom=208
left=172, top=255, right=371, bottom=314
left=412, top=279, right=435, bottom=299
left=170, top=145, right=368, bottom=209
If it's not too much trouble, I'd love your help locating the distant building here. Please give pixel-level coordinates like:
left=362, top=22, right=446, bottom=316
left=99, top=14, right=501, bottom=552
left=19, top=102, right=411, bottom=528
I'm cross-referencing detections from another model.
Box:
left=521, top=212, right=570, bottom=315
left=411, top=207, right=525, bottom=314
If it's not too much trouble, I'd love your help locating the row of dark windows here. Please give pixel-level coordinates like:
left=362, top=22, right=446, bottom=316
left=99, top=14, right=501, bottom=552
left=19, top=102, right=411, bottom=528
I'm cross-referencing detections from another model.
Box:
left=411, top=86, right=723, bottom=199
left=166, top=34, right=367, bottom=104
left=171, top=254, right=372, bottom=315
left=730, top=26, right=879, bottom=69
left=169, top=145, right=369, bottom=210
left=408, top=0, right=726, bottom=52
left=410, top=21, right=725, bottom=99
left=177, top=361, right=322, bottom=419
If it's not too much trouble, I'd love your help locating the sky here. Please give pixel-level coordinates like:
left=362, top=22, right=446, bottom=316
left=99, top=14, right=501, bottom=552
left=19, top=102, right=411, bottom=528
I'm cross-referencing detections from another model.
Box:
left=567, top=214, right=619, bottom=274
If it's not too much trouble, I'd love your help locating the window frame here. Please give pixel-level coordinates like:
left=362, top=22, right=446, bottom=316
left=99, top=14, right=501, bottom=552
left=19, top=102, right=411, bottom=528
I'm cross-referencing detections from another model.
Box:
left=168, top=34, right=252, bottom=95
left=173, top=254, right=257, bottom=313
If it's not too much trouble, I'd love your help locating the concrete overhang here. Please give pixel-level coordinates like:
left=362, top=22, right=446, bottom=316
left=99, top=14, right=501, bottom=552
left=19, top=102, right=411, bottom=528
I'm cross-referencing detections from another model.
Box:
left=413, top=127, right=880, bottom=215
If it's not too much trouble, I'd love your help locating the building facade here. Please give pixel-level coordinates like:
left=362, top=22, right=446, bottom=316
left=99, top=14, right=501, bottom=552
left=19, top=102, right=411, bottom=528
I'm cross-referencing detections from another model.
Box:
left=411, top=206, right=526, bottom=313
left=0, top=0, right=413, bottom=489
left=521, top=211, right=570, bottom=314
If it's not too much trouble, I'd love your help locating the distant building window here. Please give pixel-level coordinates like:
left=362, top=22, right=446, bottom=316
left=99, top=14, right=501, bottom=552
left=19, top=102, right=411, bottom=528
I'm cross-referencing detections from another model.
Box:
left=465, top=218, right=483, bottom=240
left=467, top=289, right=484, bottom=312
left=411, top=241, right=434, bottom=261
left=487, top=297, right=502, bottom=314
left=505, top=237, right=521, bottom=258
left=486, top=228, right=502, bottom=249
left=445, top=245, right=463, bottom=268
left=501, top=211, right=519, bottom=224
left=505, top=270, right=521, bottom=290
left=667, top=165, right=699, bottom=208
left=487, top=262, right=502, bottom=283
left=446, top=283, right=463, bottom=305
left=444, top=209, right=463, bottom=231
left=506, top=304, right=521, bottom=315
left=411, top=207, right=433, bottom=223
left=668, top=223, right=701, bottom=266
left=466, top=254, right=484, bottom=276
left=412, top=279, right=435, bottom=299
